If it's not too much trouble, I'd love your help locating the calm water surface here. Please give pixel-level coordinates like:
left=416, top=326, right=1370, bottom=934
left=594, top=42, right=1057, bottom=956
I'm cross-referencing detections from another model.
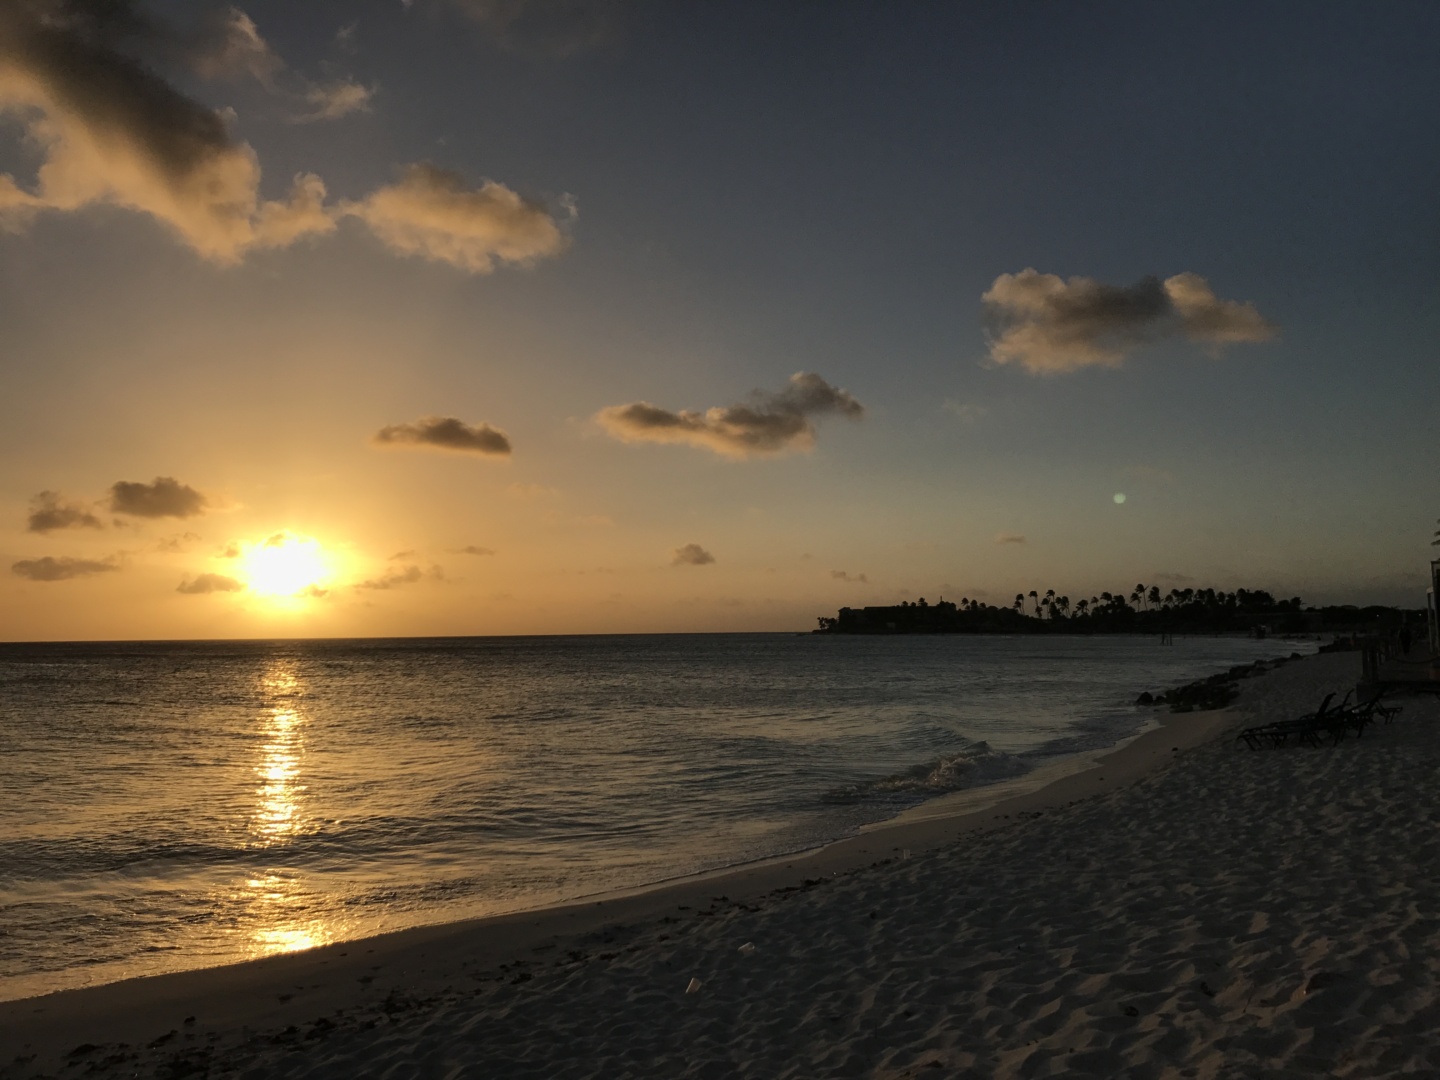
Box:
left=0, top=632, right=1299, bottom=999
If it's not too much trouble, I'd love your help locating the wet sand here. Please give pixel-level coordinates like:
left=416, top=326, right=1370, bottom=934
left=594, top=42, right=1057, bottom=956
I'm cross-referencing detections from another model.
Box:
left=10, top=650, right=1438, bottom=1078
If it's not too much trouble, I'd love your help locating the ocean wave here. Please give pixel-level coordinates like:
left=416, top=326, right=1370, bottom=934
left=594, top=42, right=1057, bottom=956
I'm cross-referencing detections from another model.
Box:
left=824, top=742, right=1031, bottom=803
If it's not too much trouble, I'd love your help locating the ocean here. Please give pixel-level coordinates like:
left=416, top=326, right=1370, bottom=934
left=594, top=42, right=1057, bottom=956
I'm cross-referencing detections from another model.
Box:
left=0, top=632, right=1297, bottom=1001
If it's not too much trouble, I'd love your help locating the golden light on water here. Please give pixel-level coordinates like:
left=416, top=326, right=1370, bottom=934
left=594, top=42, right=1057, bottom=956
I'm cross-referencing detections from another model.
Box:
left=239, top=659, right=334, bottom=957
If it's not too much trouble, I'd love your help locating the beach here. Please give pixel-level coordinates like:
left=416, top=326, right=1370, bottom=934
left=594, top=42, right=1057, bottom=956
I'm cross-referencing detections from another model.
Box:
left=5, top=648, right=1438, bottom=1078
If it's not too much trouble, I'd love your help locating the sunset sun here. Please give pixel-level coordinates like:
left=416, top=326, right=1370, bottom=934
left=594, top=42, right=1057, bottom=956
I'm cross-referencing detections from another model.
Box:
left=237, top=533, right=331, bottom=598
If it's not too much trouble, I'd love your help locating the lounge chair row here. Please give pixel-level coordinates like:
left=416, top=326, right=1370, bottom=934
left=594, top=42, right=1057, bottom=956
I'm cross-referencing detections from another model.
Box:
left=1236, top=690, right=1403, bottom=750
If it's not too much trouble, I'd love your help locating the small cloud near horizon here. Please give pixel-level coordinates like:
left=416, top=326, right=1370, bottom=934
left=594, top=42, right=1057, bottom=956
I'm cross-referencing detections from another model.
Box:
left=672, top=543, right=715, bottom=566
left=372, top=416, right=512, bottom=456
left=27, top=491, right=102, bottom=533
left=177, top=573, right=244, bottom=595
left=354, top=564, right=443, bottom=590
left=982, top=269, right=1275, bottom=373
left=109, top=477, right=209, bottom=519
left=994, top=533, right=1026, bottom=545
left=12, top=555, right=119, bottom=582
left=830, top=570, right=868, bottom=583
left=453, top=545, right=496, bottom=555
left=597, top=372, right=864, bottom=459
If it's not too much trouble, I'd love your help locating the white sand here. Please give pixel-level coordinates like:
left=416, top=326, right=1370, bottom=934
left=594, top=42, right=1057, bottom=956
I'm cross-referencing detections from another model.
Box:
left=8, top=649, right=1440, bottom=1078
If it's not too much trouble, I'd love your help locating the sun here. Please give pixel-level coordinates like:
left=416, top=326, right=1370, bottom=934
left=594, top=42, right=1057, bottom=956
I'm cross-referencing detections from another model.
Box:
left=237, top=532, right=331, bottom=598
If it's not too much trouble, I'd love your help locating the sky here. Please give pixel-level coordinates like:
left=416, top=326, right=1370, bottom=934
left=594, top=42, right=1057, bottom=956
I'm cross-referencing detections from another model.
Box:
left=1, top=0, right=1437, bottom=641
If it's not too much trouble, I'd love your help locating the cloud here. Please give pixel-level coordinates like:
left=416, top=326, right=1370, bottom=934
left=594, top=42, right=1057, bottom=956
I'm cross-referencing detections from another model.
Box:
left=177, top=572, right=242, bottom=594
left=0, top=1, right=337, bottom=263
left=344, top=162, right=569, bottom=273
left=154, top=531, right=202, bottom=552
left=388, top=549, right=417, bottom=560
left=428, top=0, right=625, bottom=57
left=994, top=533, right=1026, bottom=545
left=218, top=542, right=240, bottom=558
left=12, top=554, right=117, bottom=581
left=191, top=7, right=284, bottom=86
left=454, top=545, right=496, bottom=555
left=109, top=476, right=208, bottom=518
left=192, top=9, right=371, bottom=123
left=27, top=490, right=102, bottom=532
left=295, top=78, right=372, bottom=123
left=672, top=543, right=715, bottom=566
left=372, top=415, right=513, bottom=456
left=830, top=569, right=867, bottom=583
left=982, top=269, right=1276, bottom=373
left=597, top=372, right=864, bottom=459
left=942, top=401, right=987, bottom=423
left=354, top=565, right=434, bottom=590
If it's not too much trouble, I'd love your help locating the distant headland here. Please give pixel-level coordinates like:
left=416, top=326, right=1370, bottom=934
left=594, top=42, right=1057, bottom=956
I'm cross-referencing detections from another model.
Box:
left=815, top=586, right=1413, bottom=635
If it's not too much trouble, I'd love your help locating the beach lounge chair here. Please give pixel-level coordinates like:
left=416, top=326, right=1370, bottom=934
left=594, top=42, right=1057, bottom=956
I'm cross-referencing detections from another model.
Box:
left=1333, top=691, right=1403, bottom=735
left=1237, top=693, right=1338, bottom=750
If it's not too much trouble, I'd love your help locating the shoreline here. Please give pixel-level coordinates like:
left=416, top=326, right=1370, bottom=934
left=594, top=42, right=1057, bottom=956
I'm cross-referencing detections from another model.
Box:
left=1, top=659, right=1275, bottom=1067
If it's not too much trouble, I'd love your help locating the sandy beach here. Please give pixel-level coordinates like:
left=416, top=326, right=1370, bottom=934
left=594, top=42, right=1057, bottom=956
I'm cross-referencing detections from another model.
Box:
left=5, top=648, right=1438, bottom=1079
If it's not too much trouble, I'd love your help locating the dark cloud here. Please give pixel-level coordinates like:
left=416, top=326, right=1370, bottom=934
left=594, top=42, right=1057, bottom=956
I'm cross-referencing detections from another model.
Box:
left=109, top=476, right=208, bottom=518
left=177, top=572, right=242, bottom=594
left=672, top=543, right=715, bottom=566
left=454, top=545, right=496, bottom=555
left=344, top=163, right=570, bottom=273
left=597, top=372, right=864, bottom=459
left=982, top=269, right=1276, bottom=373
left=830, top=569, right=867, bottom=583
left=12, top=554, right=117, bottom=581
left=0, top=0, right=335, bottom=261
left=27, top=490, right=102, bottom=532
left=427, top=0, right=627, bottom=57
left=373, top=415, right=513, bottom=456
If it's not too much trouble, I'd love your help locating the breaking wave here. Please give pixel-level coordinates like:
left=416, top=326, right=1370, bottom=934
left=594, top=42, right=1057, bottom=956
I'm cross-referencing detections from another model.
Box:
left=824, top=742, right=1032, bottom=804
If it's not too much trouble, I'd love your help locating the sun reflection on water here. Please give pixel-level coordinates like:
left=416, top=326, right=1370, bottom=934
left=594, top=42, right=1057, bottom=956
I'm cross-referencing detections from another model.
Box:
left=239, top=660, right=333, bottom=957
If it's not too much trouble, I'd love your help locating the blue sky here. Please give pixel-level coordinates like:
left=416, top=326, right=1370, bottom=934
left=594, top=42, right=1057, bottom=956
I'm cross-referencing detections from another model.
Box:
left=1, top=1, right=1436, bottom=639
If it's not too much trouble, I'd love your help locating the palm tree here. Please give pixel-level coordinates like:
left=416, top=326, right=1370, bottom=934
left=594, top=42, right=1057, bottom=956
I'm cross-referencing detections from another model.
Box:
left=1131, top=584, right=1146, bottom=610
left=1028, top=589, right=1039, bottom=616
left=1148, top=585, right=1161, bottom=609
left=1014, top=594, right=1024, bottom=615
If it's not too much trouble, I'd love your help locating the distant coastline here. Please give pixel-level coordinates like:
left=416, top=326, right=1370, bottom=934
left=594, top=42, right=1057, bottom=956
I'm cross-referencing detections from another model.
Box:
left=815, top=586, right=1416, bottom=636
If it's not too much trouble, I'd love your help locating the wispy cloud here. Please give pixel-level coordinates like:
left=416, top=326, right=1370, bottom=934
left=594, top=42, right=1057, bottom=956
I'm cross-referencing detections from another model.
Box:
left=830, top=569, right=868, bottom=583
left=26, top=490, right=102, bottom=533
left=344, top=163, right=570, bottom=273
left=454, top=545, right=496, bottom=555
left=597, top=372, right=864, bottom=459
left=427, top=0, right=627, bottom=57
left=994, top=533, right=1026, bottom=545
left=12, top=555, right=118, bottom=581
left=177, top=572, right=243, bottom=594
left=354, top=564, right=443, bottom=590
left=373, top=416, right=512, bottom=456
left=294, top=78, right=372, bottom=123
left=942, top=401, right=987, bottom=423
left=672, top=543, right=715, bottom=566
left=982, top=269, right=1275, bottom=373
left=109, top=477, right=208, bottom=518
